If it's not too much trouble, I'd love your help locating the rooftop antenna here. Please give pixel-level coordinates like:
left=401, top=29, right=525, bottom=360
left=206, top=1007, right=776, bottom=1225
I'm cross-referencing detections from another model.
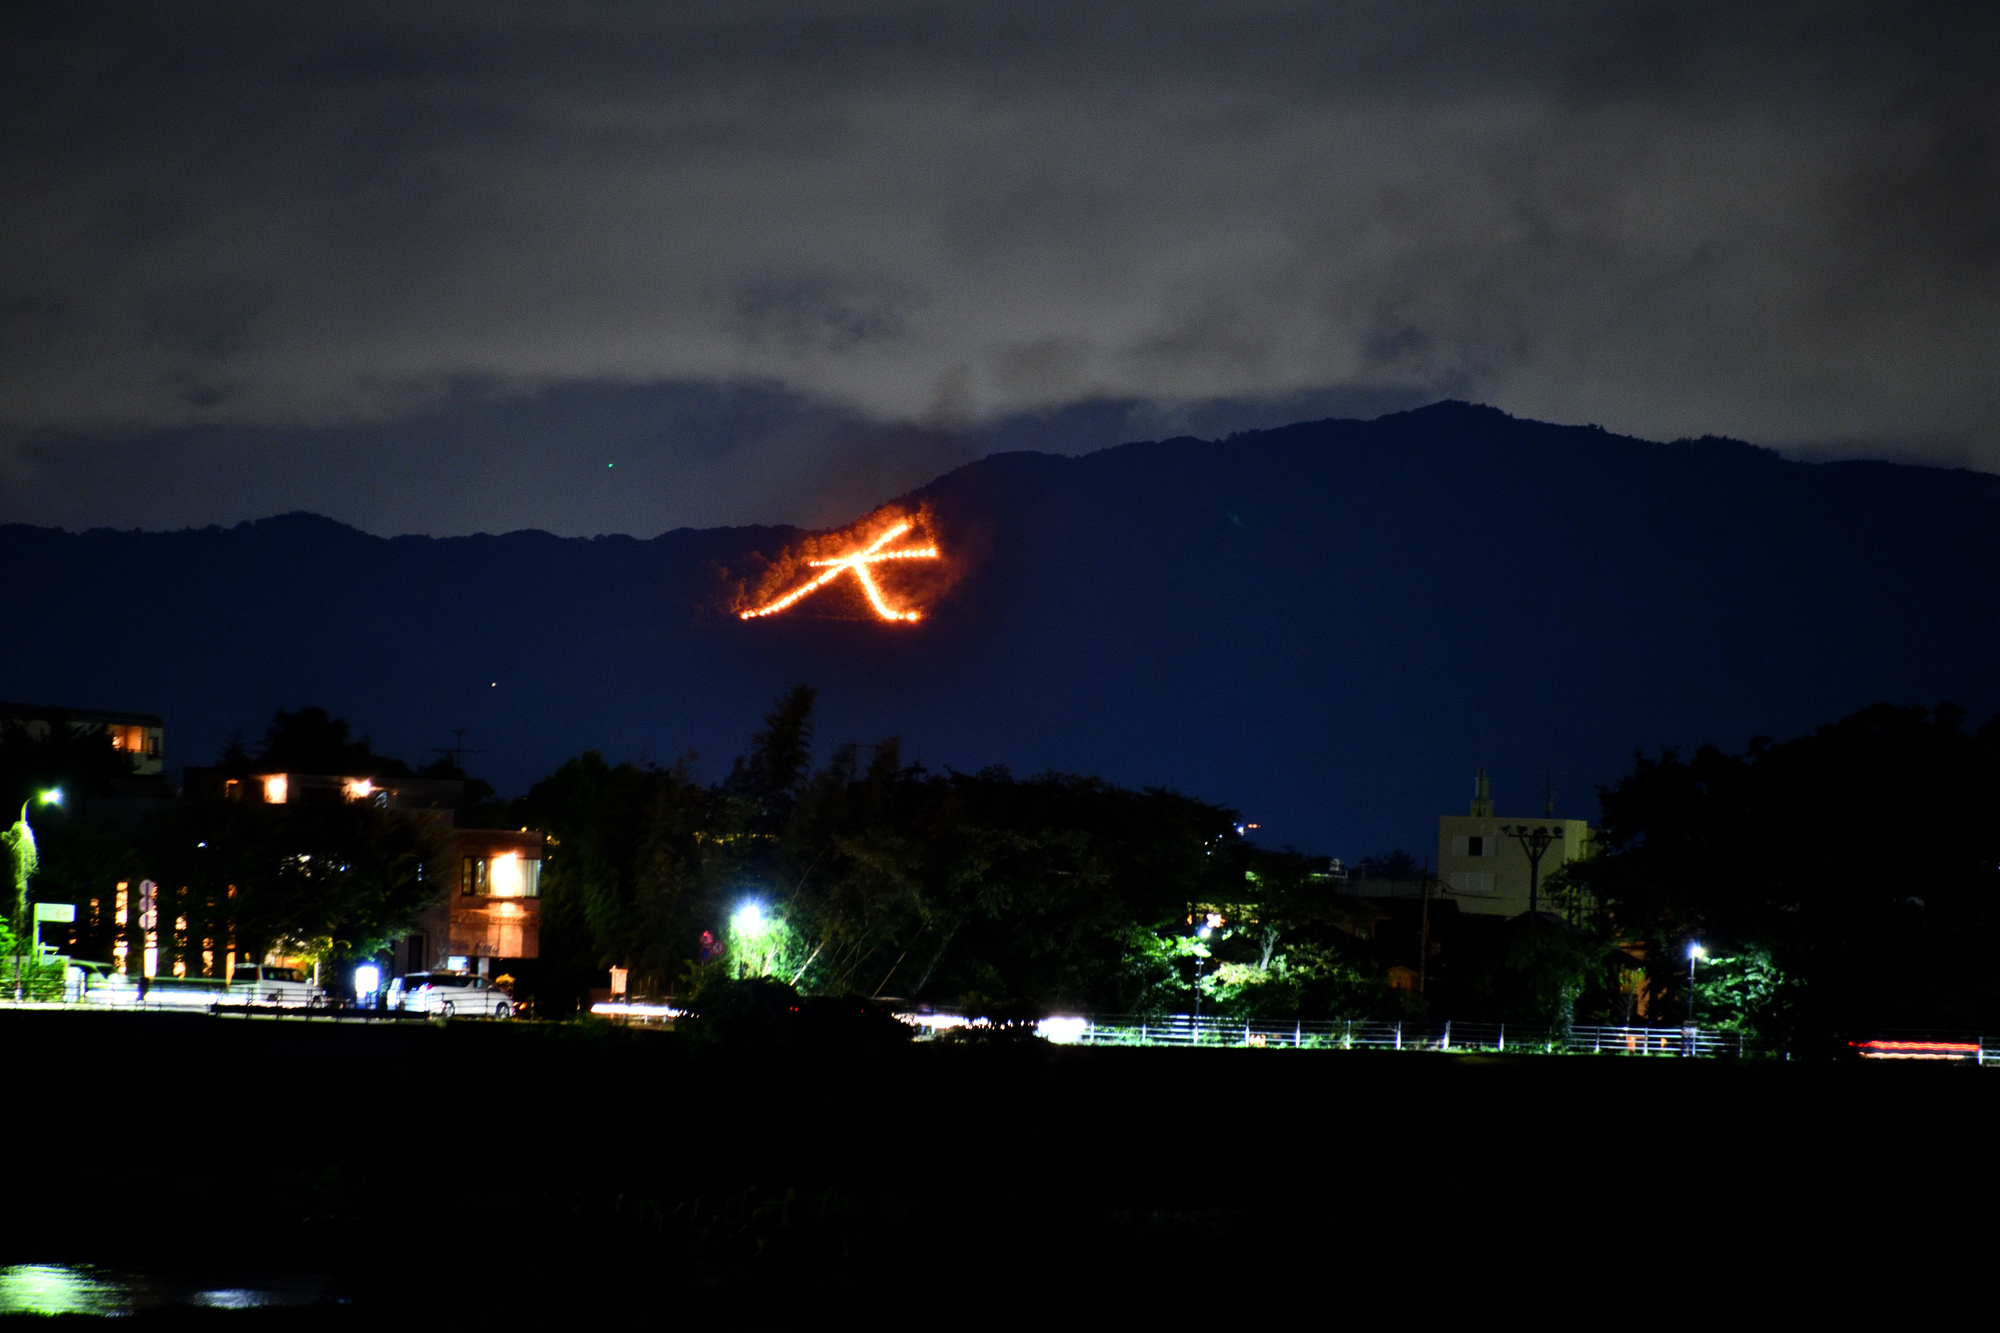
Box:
left=1470, top=767, right=1493, bottom=818
left=426, top=728, right=491, bottom=770
left=1537, top=770, right=1563, bottom=818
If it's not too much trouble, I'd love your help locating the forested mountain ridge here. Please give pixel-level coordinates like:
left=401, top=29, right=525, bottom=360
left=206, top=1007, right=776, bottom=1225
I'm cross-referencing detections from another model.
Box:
left=4, top=401, right=1997, bottom=856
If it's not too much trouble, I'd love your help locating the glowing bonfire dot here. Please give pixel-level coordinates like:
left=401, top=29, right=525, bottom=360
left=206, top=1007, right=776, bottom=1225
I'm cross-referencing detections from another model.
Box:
left=739, top=521, right=940, bottom=622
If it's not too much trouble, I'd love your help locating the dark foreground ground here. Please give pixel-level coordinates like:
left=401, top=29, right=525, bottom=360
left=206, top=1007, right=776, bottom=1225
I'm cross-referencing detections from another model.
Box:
left=1, top=1011, right=1990, bottom=1322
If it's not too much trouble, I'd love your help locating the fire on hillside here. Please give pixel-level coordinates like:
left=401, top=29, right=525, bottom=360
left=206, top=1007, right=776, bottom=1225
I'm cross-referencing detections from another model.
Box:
left=735, top=507, right=949, bottom=623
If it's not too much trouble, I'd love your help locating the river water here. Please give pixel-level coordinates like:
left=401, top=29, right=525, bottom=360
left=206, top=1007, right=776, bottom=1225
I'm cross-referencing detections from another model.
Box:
left=0, top=1264, right=329, bottom=1316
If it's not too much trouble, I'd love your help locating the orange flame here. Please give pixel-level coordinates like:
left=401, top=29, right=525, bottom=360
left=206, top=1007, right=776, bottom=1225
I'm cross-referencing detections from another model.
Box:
left=739, top=520, right=941, bottom=622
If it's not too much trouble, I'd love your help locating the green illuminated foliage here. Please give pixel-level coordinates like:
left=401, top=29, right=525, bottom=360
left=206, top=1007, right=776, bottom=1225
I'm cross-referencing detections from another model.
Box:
left=1203, top=944, right=1387, bottom=1021
left=1691, top=945, right=1788, bottom=1035
left=520, top=687, right=1251, bottom=1014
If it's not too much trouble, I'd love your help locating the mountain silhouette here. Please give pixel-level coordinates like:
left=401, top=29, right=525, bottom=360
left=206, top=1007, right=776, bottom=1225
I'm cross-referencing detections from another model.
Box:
left=7, top=400, right=1997, bottom=856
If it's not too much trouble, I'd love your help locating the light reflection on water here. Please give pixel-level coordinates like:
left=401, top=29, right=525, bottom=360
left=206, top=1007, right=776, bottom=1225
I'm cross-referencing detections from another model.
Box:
left=0, top=1265, right=123, bottom=1317
left=0, top=1263, right=326, bottom=1316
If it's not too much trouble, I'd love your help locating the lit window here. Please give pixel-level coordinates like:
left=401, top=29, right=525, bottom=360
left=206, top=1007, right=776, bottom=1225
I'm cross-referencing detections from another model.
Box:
left=263, top=775, right=288, bottom=804
left=487, top=853, right=540, bottom=897
left=489, top=852, right=523, bottom=897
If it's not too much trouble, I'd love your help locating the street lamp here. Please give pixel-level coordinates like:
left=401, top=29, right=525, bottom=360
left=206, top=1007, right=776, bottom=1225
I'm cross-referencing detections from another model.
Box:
left=1685, top=943, right=1705, bottom=1053
left=730, top=899, right=772, bottom=977
left=8, top=790, right=58, bottom=1002
left=1188, top=916, right=1216, bottom=1040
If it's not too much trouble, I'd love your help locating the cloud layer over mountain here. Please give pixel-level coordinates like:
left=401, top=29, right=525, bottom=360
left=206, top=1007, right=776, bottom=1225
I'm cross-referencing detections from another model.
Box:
left=4, top=3, right=1996, bottom=534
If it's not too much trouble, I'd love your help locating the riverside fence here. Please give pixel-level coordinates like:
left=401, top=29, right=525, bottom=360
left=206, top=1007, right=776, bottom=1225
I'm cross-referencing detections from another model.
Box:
left=13, top=997, right=1997, bottom=1061
left=1027, top=1015, right=2000, bottom=1061
left=1017, top=1014, right=1767, bottom=1057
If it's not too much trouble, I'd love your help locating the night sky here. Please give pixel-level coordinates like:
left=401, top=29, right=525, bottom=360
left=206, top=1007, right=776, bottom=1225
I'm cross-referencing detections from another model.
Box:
left=4, top=3, right=1997, bottom=539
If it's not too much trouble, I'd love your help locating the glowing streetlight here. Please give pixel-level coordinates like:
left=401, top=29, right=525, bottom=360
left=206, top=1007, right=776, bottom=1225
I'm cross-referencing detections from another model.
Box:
left=7, top=794, right=52, bottom=1001
left=1684, top=942, right=1705, bottom=1050
left=1189, top=913, right=1217, bottom=1037
left=731, top=901, right=770, bottom=940
left=729, top=900, right=777, bottom=978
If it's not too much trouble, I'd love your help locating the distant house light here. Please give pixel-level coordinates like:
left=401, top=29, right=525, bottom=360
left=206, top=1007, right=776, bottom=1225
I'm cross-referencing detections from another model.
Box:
left=344, top=778, right=374, bottom=802
left=263, top=775, right=288, bottom=804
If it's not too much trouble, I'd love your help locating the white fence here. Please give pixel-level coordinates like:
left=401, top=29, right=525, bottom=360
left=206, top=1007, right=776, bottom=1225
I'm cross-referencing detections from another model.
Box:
left=1041, top=1015, right=1767, bottom=1056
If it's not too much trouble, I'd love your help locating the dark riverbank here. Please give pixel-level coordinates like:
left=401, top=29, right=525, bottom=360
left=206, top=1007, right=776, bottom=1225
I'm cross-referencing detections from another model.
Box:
left=1, top=1010, right=1985, bottom=1318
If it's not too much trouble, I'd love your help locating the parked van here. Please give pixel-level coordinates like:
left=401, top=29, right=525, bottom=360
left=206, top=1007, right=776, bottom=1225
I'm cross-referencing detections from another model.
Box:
left=388, top=972, right=512, bottom=1018
left=226, top=964, right=327, bottom=1008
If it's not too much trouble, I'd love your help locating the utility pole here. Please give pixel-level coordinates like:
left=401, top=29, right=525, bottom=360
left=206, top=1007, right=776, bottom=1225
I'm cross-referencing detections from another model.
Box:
left=1500, top=823, right=1563, bottom=921
left=1417, top=860, right=1432, bottom=993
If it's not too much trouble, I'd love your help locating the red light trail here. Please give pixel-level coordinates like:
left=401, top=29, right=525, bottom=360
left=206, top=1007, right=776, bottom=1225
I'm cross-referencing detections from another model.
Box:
left=738, top=520, right=941, bottom=622
left=1851, top=1039, right=1982, bottom=1060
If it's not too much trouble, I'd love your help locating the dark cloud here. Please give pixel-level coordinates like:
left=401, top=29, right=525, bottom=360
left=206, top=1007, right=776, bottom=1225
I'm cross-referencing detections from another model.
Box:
left=0, top=380, right=1426, bottom=537
left=2, top=2, right=1996, bottom=533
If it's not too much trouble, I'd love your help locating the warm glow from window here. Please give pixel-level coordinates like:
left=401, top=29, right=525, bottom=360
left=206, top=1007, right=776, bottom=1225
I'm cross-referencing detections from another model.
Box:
left=263, top=775, right=288, bottom=804
left=489, top=852, right=523, bottom=897
left=344, top=778, right=374, bottom=801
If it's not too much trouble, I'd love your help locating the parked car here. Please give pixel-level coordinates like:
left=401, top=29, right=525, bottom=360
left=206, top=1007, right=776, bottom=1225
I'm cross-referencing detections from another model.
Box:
left=388, top=972, right=513, bottom=1018
left=227, top=963, right=327, bottom=1008
left=76, top=969, right=225, bottom=1009
left=72, top=964, right=325, bottom=1009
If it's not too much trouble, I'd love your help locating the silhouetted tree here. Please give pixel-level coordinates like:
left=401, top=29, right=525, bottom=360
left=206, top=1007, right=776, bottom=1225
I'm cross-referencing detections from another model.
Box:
left=255, top=706, right=411, bottom=777
left=513, top=685, right=1268, bottom=1014
left=136, top=788, right=447, bottom=979
left=1566, top=703, right=2000, bottom=1045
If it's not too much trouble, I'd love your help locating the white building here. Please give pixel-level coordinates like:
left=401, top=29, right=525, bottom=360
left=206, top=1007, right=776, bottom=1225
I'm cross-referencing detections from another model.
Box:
left=1436, top=769, right=1594, bottom=918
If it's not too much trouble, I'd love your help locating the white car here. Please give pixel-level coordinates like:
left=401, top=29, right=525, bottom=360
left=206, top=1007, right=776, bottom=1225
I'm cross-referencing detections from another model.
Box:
left=389, top=972, right=513, bottom=1018
left=228, top=964, right=327, bottom=1008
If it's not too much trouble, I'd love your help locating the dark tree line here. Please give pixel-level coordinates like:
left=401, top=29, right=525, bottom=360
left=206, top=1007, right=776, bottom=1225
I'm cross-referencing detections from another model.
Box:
left=38, top=690, right=1983, bottom=1046
left=517, top=686, right=1399, bottom=1019
left=1559, top=703, right=2000, bottom=1046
